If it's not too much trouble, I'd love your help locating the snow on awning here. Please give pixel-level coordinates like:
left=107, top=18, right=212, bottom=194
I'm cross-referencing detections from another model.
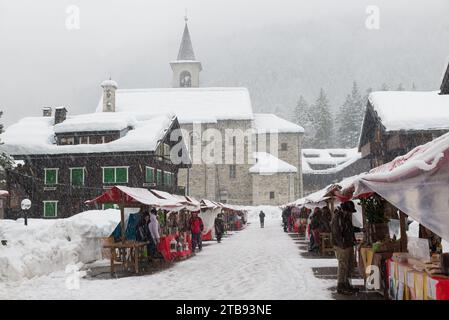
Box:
left=0, top=190, right=9, bottom=197
left=85, top=186, right=183, bottom=210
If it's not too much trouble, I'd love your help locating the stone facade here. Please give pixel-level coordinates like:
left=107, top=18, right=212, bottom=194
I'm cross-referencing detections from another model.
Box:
left=251, top=172, right=296, bottom=206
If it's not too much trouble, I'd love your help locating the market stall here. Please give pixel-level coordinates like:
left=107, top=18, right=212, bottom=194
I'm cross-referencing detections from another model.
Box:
left=85, top=186, right=187, bottom=274
left=199, top=199, right=221, bottom=241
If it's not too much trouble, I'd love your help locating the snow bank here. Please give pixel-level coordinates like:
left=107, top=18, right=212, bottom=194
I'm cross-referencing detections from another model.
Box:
left=0, top=210, right=120, bottom=281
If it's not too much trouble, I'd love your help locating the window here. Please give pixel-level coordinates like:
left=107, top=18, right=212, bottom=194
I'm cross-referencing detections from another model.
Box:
left=44, top=168, right=58, bottom=185
left=60, top=137, right=74, bottom=145
left=70, top=168, right=85, bottom=186
left=269, top=191, right=275, bottom=200
left=164, top=172, right=173, bottom=185
left=156, top=169, right=162, bottom=185
left=180, top=71, right=192, bottom=87
left=43, top=201, right=58, bottom=218
left=90, top=136, right=103, bottom=144
left=163, top=144, right=170, bottom=157
left=145, top=167, right=155, bottom=183
left=102, top=203, right=118, bottom=210
left=229, top=165, right=236, bottom=179
left=79, top=136, right=89, bottom=144
left=103, top=167, right=128, bottom=184
left=281, top=143, right=288, bottom=151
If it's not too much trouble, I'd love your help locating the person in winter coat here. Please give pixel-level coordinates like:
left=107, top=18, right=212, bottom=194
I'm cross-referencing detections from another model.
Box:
left=136, top=211, right=158, bottom=258
left=259, top=211, right=266, bottom=228
left=214, top=213, right=225, bottom=243
left=148, top=209, right=161, bottom=257
left=309, top=207, right=322, bottom=253
left=281, top=208, right=290, bottom=232
left=331, top=201, right=361, bottom=295
left=320, top=206, right=332, bottom=233
left=190, top=211, right=204, bottom=252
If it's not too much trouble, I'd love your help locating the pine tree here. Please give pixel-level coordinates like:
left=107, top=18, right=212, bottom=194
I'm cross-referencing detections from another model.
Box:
left=397, top=83, right=405, bottom=91
left=0, top=110, right=13, bottom=170
left=381, top=83, right=390, bottom=91
left=310, top=88, right=333, bottom=148
left=335, top=82, right=366, bottom=148
left=293, top=95, right=314, bottom=147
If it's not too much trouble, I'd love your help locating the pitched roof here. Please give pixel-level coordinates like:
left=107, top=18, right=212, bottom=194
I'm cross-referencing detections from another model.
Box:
left=177, top=23, right=196, bottom=61
left=0, top=113, right=176, bottom=156
left=249, top=152, right=297, bottom=174
left=368, top=91, right=449, bottom=132
left=253, top=113, right=304, bottom=133
left=96, top=87, right=254, bottom=124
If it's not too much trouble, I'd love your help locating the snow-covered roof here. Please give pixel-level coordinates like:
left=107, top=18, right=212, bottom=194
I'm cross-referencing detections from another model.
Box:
left=302, top=148, right=361, bottom=175
left=253, top=113, right=304, bottom=134
left=96, top=87, right=254, bottom=124
left=54, top=112, right=136, bottom=134
left=0, top=112, right=175, bottom=156
left=369, top=91, right=449, bottom=132
left=249, top=152, right=297, bottom=174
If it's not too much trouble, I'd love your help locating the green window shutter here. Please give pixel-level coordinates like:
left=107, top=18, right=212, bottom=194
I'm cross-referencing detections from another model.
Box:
left=116, top=167, right=128, bottom=183
left=103, top=168, right=115, bottom=183
left=71, top=168, right=84, bottom=186
left=44, top=202, right=57, bottom=217
left=146, top=167, right=154, bottom=183
left=156, top=170, right=162, bottom=185
left=45, top=169, right=57, bottom=185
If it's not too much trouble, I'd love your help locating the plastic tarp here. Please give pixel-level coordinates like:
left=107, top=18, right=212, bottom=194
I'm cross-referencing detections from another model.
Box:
left=199, top=207, right=221, bottom=239
left=353, top=132, right=449, bottom=241
left=110, top=212, right=140, bottom=241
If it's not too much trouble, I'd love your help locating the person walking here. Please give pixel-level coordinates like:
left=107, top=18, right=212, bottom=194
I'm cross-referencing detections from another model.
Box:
left=309, top=207, right=322, bottom=253
left=190, top=211, right=204, bottom=252
left=259, top=210, right=266, bottom=228
left=148, top=209, right=162, bottom=258
left=331, top=201, right=360, bottom=295
left=214, top=213, right=225, bottom=243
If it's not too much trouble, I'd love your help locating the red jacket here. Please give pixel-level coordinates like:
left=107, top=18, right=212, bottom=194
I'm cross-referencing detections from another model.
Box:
left=190, top=217, right=204, bottom=234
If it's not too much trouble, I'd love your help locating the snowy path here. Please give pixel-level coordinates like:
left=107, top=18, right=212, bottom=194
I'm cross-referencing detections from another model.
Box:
left=0, top=218, right=337, bottom=300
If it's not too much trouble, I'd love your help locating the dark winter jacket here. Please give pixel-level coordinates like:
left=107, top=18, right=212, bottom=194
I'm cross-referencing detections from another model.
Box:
left=214, top=217, right=225, bottom=235
left=136, top=220, right=151, bottom=242
left=331, top=209, right=357, bottom=249
left=259, top=212, right=266, bottom=221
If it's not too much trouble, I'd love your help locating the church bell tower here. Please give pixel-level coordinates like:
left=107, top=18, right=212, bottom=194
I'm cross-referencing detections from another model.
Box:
left=170, top=16, right=202, bottom=88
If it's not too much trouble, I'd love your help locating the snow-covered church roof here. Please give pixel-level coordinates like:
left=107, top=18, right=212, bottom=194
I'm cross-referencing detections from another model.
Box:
left=96, top=87, right=254, bottom=124
left=0, top=112, right=175, bottom=156
left=368, top=91, right=449, bottom=132
left=249, top=152, right=297, bottom=174
left=302, top=148, right=361, bottom=175
left=253, top=113, right=304, bottom=133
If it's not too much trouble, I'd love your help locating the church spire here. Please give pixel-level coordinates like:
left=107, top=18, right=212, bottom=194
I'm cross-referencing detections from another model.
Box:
left=170, top=15, right=202, bottom=88
left=177, top=18, right=196, bottom=61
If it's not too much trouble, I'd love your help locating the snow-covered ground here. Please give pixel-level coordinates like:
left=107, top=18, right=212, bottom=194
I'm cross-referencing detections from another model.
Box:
left=0, top=206, right=337, bottom=300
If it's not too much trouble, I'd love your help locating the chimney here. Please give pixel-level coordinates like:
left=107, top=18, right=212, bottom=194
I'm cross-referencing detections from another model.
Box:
left=101, top=79, right=118, bottom=112
left=42, top=107, right=52, bottom=117
left=54, top=107, right=67, bottom=124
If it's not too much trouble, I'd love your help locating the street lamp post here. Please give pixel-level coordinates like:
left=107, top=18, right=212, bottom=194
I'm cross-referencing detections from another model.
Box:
left=21, top=199, right=31, bottom=226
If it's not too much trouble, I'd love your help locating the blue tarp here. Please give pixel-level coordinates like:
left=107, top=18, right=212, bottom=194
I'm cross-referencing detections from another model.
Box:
left=110, top=212, right=141, bottom=241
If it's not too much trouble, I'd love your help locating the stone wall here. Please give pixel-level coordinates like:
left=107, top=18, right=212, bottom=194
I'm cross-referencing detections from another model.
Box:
left=252, top=172, right=296, bottom=206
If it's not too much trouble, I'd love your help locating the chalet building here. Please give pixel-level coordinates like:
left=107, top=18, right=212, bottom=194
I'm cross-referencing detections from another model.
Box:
left=359, top=62, right=449, bottom=168
left=301, top=149, right=370, bottom=196
left=1, top=102, right=189, bottom=219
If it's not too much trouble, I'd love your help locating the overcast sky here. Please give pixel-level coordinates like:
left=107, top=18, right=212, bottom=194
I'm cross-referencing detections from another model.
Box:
left=1, top=0, right=449, bottom=127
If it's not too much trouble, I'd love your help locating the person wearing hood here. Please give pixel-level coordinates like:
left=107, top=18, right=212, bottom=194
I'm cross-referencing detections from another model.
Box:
left=259, top=210, right=266, bottom=228
left=331, top=201, right=361, bottom=295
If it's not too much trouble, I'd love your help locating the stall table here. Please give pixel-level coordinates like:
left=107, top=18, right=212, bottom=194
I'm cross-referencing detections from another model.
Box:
left=103, top=240, right=148, bottom=275
left=387, top=259, right=449, bottom=300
